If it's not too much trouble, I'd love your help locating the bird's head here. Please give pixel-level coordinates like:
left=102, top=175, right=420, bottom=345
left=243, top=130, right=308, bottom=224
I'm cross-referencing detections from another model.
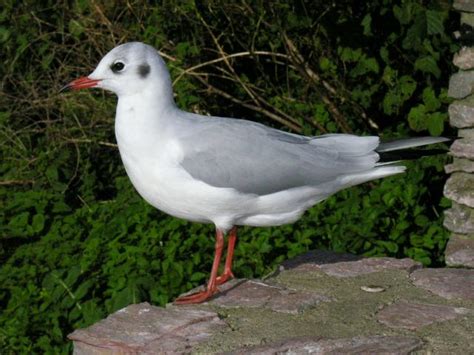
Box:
left=62, top=42, right=173, bottom=99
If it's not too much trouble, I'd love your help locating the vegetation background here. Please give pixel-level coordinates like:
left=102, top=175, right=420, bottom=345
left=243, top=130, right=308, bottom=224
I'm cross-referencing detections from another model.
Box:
left=1, top=0, right=457, bottom=352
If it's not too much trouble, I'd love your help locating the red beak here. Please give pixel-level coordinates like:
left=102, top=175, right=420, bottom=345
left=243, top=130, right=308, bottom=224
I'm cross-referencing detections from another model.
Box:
left=60, top=76, right=100, bottom=92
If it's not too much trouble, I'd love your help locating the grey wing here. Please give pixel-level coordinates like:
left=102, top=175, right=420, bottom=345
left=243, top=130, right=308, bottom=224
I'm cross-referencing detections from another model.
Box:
left=179, top=117, right=380, bottom=195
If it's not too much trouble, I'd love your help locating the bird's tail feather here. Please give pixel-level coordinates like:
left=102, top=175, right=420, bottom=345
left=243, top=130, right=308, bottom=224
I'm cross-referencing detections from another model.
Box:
left=339, top=165, right=406, bottom=188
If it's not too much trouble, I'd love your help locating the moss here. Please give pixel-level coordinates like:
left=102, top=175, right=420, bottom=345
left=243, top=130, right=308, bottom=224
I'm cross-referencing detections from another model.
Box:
left=194, top=268, right=474, bottom=353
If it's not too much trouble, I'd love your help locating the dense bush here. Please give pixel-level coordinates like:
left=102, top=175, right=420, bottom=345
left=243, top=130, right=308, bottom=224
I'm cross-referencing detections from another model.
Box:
left=1, top=1, right=456, bottom=352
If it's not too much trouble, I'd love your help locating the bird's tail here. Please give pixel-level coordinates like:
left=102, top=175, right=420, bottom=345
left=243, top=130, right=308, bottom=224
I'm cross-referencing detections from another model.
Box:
left=334, top=136, right=450, bottom=191
left=376, top=137, right=452, bottom=163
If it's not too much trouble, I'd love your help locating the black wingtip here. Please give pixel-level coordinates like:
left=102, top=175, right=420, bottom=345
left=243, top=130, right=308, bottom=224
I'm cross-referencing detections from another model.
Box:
left=378, top=148, right=450, bottom=162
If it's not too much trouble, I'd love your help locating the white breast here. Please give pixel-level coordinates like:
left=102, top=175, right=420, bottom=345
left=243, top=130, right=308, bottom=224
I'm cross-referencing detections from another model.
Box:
left=117, top=130, right=257, bottom=231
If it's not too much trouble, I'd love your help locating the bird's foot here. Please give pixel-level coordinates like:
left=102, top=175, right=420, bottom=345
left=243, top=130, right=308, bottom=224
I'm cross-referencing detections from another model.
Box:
left=174, top=286, right=218, bottom=305
left=216, top=271, right=235, bottom=286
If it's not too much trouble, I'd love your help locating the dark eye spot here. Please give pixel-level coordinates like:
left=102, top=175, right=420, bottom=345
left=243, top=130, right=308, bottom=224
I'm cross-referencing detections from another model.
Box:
left=111, top=62, right=125, bottom=73
left=138, top=63, right=150, bottom=78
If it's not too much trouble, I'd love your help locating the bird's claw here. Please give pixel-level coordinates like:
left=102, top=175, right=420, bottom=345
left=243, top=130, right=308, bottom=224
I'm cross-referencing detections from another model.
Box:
left=216, top=271, right=235, bottom=286
left=174, top=287, right=218, bottom=305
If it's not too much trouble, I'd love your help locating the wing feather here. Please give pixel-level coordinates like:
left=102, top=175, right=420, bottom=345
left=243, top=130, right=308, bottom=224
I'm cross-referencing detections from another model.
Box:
left=178, top=116, right=379, bottom=195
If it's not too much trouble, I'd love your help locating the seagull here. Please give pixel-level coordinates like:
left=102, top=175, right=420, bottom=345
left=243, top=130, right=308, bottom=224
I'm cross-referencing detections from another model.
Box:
left=62, top=42, right=449, bottom=304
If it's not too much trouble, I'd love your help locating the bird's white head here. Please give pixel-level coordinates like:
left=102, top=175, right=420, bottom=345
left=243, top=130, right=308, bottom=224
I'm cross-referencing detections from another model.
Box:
left=63, top=42, right=174, bottom=102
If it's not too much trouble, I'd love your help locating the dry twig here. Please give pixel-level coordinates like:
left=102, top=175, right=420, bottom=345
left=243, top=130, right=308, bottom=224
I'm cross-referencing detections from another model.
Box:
left=0, top=179, right=35, bottom=186
left=192, top=74, right=302, bottom=132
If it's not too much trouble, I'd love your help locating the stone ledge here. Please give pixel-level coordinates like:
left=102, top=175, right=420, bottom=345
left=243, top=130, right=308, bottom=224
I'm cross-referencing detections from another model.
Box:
left=228, top=335, right=423, bottom=355
left=69, top=251, right=474, bottom=354
left=410, top=268, right=474, bottom=300
left=377, top=301, right=471, bottom=330
left=280, top=250, right=421, bottom=276
left=208, top=279, right=331, bottom=314
left=68, top=304, right=227, bottom=354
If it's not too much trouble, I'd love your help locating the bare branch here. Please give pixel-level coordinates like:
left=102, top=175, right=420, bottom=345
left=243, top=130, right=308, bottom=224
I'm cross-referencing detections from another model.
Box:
left=192, top=74, right=302, bottom=132
left=64, top=138, right=118, bottom=148
left=173, top=51, right=290, bottom=86
left=283, top=34, right=338, bottom=96
left=0, top=179, right=35, bottom=186
left=197, top=12, right=261, bottom=107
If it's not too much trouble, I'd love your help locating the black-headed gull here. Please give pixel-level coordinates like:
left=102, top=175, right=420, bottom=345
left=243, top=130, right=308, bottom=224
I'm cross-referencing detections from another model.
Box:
left=63, top=42, right=449, bottom=304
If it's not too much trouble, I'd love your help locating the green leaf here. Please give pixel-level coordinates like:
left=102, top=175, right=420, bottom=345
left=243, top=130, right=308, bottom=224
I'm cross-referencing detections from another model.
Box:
left=82, top=300, right=105, bottom=325
left=190, top=272, right=206, bottom=282
left=422, top=87, right=441, bottom=111
left=110, top=284, right=140, bottom=312
left=0, top=26, right=10, bottom=42
left=45, top=166, right=58, bottom=182
left=408, top=104, right=427, bottom=131
left=393, top=4, right=413, bottom=25
left=32, top=214, right=45, bottom=233
left=379, top=47, right=389, bottom=63
left=64, top=266, right=82, bottom=287
left=339, top=47, right=362, bottom=62
left=427, top=112, right=446, bottom=136
left=415, top=214, right=429, bottom=227
left=175, top=41, right=197, bottom=58
left=382, top=92, right=396, bottom=115
left=414, top=56, right=441, bottom=78
left=382, top=65, right=397, bottom=86
left=68, top=20, right=84, bottom=37
left=403, top=14, right=426, bottom=49
left=41, top=53, right=54, bottom=70
left=399, top=75, right=417, bottom=100
left=319, top=57, right=333, bottom=72
left=439, top=197, right=452, bottom=208
left=377, top=240, right=399, bottom=253
left=382, top=75, right=416, bottom=115
left=351, top=56, right=379, bottom=77
left=8, top=212, right=29, bottom=232
left=361, top=14, right=372, bottom=36
left=74, top=280, right=94, bottom=300
left=426, top=10, right=444, bottom=35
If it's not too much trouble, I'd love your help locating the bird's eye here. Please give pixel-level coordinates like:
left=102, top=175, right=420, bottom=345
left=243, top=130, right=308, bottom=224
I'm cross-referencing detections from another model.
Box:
left=111, top=62, right=125, bottom=73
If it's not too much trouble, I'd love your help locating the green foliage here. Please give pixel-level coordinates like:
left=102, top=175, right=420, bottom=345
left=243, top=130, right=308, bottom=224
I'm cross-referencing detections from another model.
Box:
left=408, top=87, right=449, bottom=135
left=1, top=0, right=455, bottom=352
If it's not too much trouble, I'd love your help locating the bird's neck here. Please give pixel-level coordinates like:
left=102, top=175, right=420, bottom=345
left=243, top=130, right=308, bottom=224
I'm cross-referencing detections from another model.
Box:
left=115, top=89, right=178, bottom=151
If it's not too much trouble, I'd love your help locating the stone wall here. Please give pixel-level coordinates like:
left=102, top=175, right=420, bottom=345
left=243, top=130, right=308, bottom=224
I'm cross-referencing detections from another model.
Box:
left=444, top=0, right=474, bottom=268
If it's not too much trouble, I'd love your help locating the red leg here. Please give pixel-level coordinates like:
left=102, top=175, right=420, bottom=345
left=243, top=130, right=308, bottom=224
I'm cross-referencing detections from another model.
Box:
left=216, top=226, right=237, bottom=285
left=174, top=229, right=225, bottom=304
